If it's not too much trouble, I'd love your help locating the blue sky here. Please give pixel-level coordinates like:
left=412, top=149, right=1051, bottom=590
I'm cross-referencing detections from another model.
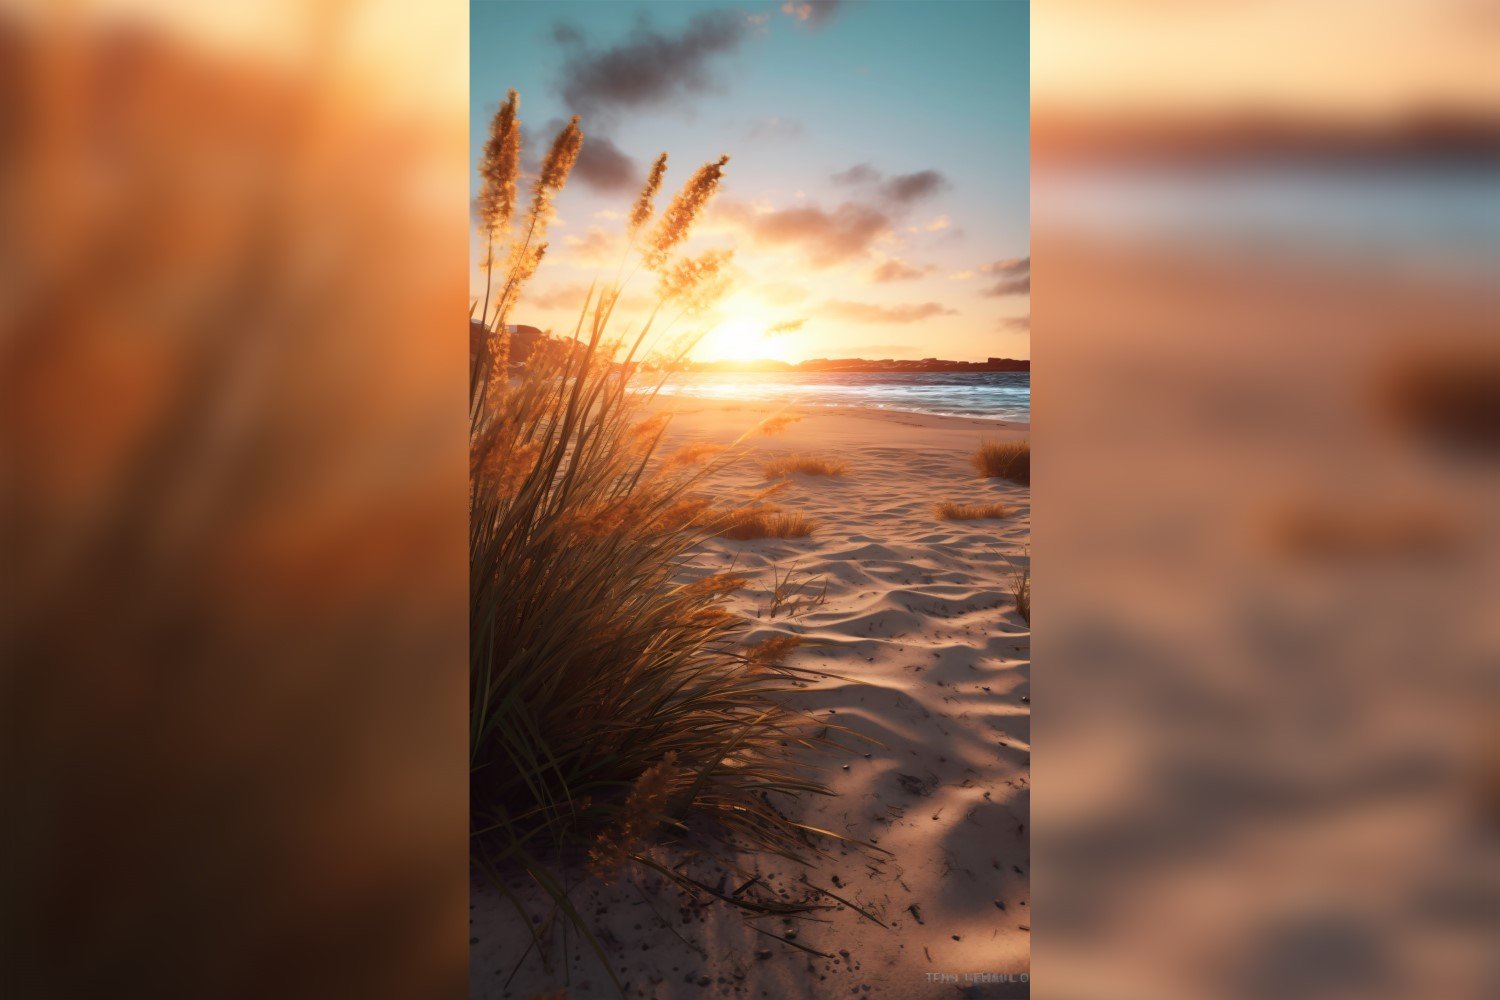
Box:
left=472, top=0, right=1029, bottom=361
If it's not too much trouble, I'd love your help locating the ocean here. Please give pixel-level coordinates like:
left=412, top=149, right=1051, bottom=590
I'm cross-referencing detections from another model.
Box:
left=653, top=370, right=1031, bottom=423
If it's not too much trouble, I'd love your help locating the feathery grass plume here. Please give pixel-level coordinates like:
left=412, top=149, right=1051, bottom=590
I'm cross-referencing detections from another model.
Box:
left=532, top=115, right=584, bottom=211
left=972, top=440, right=1029, bottom=484
left=586, top=752, right=683, bottom=881
left=935, top=501, right=1011, bottom=520
left=657, top=248, right=734, bottom=315
left=492, top=116, right=583, bottom=326
left=645, top=155, right=730, bottom=271
left=629, top=152, right=669, bottom=237
left=679, top=573, right=750, bottom=599
left=476, top=90, right=521, bottom=328
left=762, top=454, right=848, bottom=479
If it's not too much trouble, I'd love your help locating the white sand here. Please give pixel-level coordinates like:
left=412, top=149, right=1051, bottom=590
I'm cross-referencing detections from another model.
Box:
left=472, top=401, right=1031, bottom=998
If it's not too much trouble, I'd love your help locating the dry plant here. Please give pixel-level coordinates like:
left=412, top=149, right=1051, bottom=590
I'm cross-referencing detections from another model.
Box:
left=663, top=441, right=727, bottom=467
left=935, top=501, right=1012, bottom=521
left=973, top=440, right=1030, bottom=485
left=714, top=504, right=818, bottom=541
left=1012, top=563, right=1031, bottom=625
left=744, top=635, right=805, bottom=670
left=762, top=455, right=849, bottom=479
left=470, top=94, right=870, bottom=991
left=756, top=413, right=803, bottom=436
left=759, top=563, right=829, bottom=620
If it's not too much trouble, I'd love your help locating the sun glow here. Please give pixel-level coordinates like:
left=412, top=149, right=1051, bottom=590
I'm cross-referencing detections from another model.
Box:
left=698, top=314, right=778, bottom=363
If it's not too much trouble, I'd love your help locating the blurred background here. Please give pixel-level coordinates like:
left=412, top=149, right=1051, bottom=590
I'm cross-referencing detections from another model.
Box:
left=0, top=1, right=468, bottom=997
left=1033, top=1, right=1499, bottom=998
left=3, top=0, right=1497, bottom=997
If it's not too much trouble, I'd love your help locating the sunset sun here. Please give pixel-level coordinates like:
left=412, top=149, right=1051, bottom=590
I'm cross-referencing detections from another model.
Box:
left=699, top=314, right=775, bottom=362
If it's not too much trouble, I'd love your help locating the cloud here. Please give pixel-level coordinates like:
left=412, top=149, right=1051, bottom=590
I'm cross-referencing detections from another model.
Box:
left=870, top=258, right=928, bottom=283
left=831, top=163, right=881, bottom=186
left=979, top=256, right=1030, bottom=296
left=555, top=12, right=748, bottom=119
left=519, top=282, right=597, bottom=310
left=819, top=300, right=958, bottom=324
left=732, top=200, right=892, bottom=267
left=748, top=117, right=806, bottom=141
left=984, top=276, right=1030, bottom=296
left=881, top=170, right=949, bottom=204
left=981, top=256, right=1029, bottom=276
left=572, top=133, right=640, bottom=192
left=830, top=164, right=948, bottom=205
left=561, top=226, right=624, bottom=265
left=781, top=1, right=843, bottom=28
left=998, top=314, right=1030, bottom=333
left=766, top=318, right=806, bottom=336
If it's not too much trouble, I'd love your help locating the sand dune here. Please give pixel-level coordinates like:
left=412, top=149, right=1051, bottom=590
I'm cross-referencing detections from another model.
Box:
left=471, top=402, right=1030, bottom=998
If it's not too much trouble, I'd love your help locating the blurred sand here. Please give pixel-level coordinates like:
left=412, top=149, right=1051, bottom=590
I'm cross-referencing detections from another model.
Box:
left=471, top=401, right=1032, bottom=998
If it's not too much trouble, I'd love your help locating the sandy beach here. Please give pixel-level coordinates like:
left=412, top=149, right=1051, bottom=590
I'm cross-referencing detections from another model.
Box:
left=472, top=400, right=1031, bottom=998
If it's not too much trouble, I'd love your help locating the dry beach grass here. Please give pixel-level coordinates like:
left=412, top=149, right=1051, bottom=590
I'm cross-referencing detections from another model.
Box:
left=473, top=400, right=1032, bottom=996
left=973, top=440, right=1030, bottom=484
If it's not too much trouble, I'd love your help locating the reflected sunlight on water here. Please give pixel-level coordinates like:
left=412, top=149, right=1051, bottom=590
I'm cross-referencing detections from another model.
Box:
left=652, top=371, right=1031, bottom=422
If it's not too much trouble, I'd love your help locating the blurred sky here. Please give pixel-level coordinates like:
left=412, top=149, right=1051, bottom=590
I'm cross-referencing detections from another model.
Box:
left=470, top=0, right=1030, bottom=362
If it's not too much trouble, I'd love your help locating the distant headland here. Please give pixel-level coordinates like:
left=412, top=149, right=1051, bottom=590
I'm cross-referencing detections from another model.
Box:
left=469, top=321, right=1029, bottom=374
left=678, top=356, right=1030, bottom=374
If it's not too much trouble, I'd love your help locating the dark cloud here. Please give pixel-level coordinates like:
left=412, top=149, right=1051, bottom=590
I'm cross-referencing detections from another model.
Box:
left=819, top=299, right=957, bottom=324
left=984, top=275, right=1030, bottom=296
left=731, top=200, right=891, bottom=267
left=555, top=11, right=748, bottom=118
left=980, top=256, right=1030, bottom=296
left=881, top=169, right=949, bottom=204
left=832, top=163, right=881, bottom=186
left=522, top=122, right=640, bottom=193
left=781, top=1, right=844, bottom=28
left=981, top=256, right=1029, bottom=276
left=831, top=164, right=949, bottom=205
left=870, top=259, right=927, bottom=283
left=572, top=133, right=640, bottom=193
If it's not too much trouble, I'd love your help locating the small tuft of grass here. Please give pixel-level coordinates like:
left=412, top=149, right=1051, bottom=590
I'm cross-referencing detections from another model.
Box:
left=1012, top=564, right=1030, bottom=625
left=715, top=504, right=818, bottom=540
left=762, top=454, right=848, bottom=479
left=972, top=440, right=1029, bottom=484
left=744, top=635, right=803, bottom=670
left=935, top=501, right=1011, bottom=521
left=756, top=414, right=803, bottom=436
left=664, top=441, right=727, bottom=467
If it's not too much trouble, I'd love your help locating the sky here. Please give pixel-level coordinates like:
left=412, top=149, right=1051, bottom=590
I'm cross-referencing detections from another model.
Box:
left=471, top=0, right=1029, bottom=363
